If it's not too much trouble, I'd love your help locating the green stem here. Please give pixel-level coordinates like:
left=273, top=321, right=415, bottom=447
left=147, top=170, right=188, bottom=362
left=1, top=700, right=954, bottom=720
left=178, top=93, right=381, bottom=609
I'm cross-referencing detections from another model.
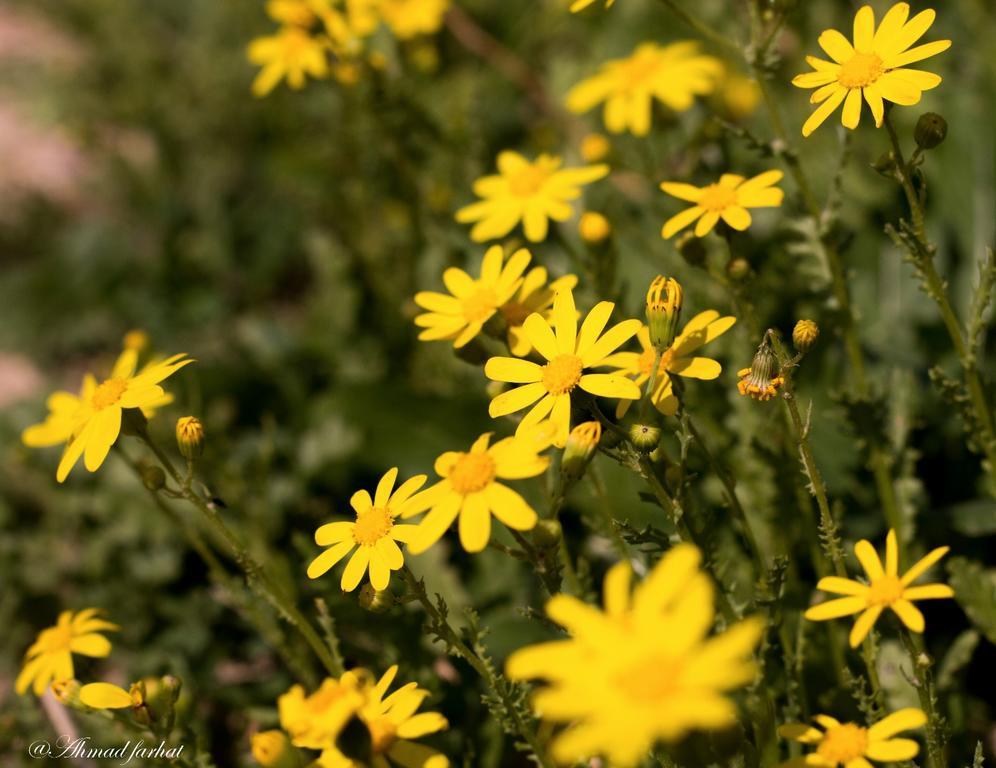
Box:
left=586, top=466, right=632, bottom=561
left=900, top=629, right=947, bottom=768
left=139, top=432, right=343, bottom=677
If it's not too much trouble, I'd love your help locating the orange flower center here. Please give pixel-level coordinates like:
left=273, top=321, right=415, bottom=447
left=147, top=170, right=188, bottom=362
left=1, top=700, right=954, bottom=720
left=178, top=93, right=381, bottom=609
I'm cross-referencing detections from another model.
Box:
left=91, top=378, right=128, bottom=410
left=867, top=575, right=903, bottom=606
left=699, top=184, right=738, bottom=212
left=353, top=507, right=393, bottom=546
left=462, top=287, right=498, bottom=324
left=449, top=452, right=496, bottom=495
left=837, top=52, right=884, bottom=89
left=508, top=165, right=550, bottom=197
left=614, top=654, right=682, bottom=702
left=542, top=354, right=584, bottom=395
left=818, top=723, right=869, bottom=764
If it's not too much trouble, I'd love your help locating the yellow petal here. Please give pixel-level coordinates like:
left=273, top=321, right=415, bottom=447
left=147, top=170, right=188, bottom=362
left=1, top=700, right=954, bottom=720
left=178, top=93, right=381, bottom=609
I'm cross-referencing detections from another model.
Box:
left=818, top=28, right=855, bottom=63
left=849, top=606, right=883, bottom=647
left=79, top=682, right=133, bottom=710
left=865, top=738, right=920, bottom=762
left=815, top=576, right=867, bottom=596
left=902, top=583, right=954, bottom=600
left=890, top=599, right=925, bottom=632
left=804, top=596, right=866, bottom=621
left=868, top=707, right=927, bottom=740
left=802, top=86, right=847, bottom=137
left=900, top=545, right=949, bottom=585
left=854, top=538, right=885, bottom=580
left=661, top=206, right=705, bottom=239
left=458, top=492, right=491, bottom=552
left=484, top=357, right=543, bottom=384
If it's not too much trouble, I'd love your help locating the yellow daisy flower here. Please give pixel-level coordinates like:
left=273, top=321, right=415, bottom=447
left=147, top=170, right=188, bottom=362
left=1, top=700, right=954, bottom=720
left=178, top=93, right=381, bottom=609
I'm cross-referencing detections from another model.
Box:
left=413, top=245, right=532, bottom=349
left=506, top=544, right=763, bottom=766
left=23, top=349, right=193, bottom=483
left=378, top=0, right=450, bottom=40
left=500, top=268, right=578, bottom=357
left=661, top=170, right=784, bottom=239
left=455, top=151, right=609, bottom=243
left=601, top=312, right=737, bottom=418
left=317, top=666, right=450, bottom=768
left=484, top=287, right=642, bottom=447
left=804, top=529, right=954, bottom=647
left=16, top=609, right=118, bottom=696
left=792, top=3, right=951, bottom=137
left=279, top=672, right=368, bottom=751
left=779, top=708, right=927, bottom=768
left=401, top=429, right=552, bottom=554
left=248, top=26, right=330, bottom=97
left=307, top=467, right=425, bottom=592
left=570, top=0, right=615, bottom=12
left=566, top=42, right=723, bottom=136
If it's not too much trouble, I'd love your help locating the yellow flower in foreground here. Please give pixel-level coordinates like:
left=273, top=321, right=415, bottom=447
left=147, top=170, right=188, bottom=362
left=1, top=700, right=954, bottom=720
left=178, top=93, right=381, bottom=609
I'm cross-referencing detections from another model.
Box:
left=402, top=429, right=552, bottom=554
left=661, top=170, right=784, bottom=238
left=307, top=467, right=425, bottom=591
left=570, top=0, right=615, bottom=12
left=792, top=3, right=951, bottom=136
left=603, top=312, right=737, bottom=418
left=413, top=245, right=531, bottom=349
left=507, top=545, right=763, bottom=766
left=267, top=0, right=330, bottom=26
left=566, top=42, right=723, bottom=136
left=318, top=666, right=450, bottom=768
left=455, top=151, right=609, bottom=243
left=23, top=349, right=192, bottom=483
left=378, top=0, right=450, bottom=40
left=79, top=681, right=144, bottom=710
left=779, top=708, right=927, bottom=767
left=16, top=609, right=118, bottom=696
left=485, top=288, right=641, bottom=447
left=804, top=529, right=954, bottom=647
left=501, top=268, right=578, bottom=357
left=279, top=673, right=368, bottom=751
left=248, top=26, right=330, bottom=97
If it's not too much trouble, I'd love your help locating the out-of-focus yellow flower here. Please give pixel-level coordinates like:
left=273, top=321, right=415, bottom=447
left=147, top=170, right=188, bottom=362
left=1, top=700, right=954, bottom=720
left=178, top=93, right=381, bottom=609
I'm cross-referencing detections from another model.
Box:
left=266, top=0, right=330, bottom=27
left=22, top=349, right=192, bottom=482
left=500, top=268, right=578, bottom=358
left=16, top=609, right=118, bottom=696
left=123, top=329, right=150, bottom=352
left=792, top=3, right=950, bottom=137
left=278, top=673, right=368, bottom=751
left=661, top=170, right=784, bottom=239
left=716, top=70, right=762, bottom=119
left=414, top=245, right=532, bottom=349
left=779, top=708, right=927, bottom=767
left=318, top=666, right=450, bottom=768
left=604, top=312, right=735, bottom=418
left=79, top=681, right=144, bottom=710
left=579, top=211, right=611, bottom=242
left=401, top=428, right=553, bottom=553
left=570, top=0, right=615, bottom=12
left=579, top=133, right=611, bottom=163
left=805, top=529, right=954, bottom=647
left=251, top=730, right=298, bottom=768
left=307, top=468, right=426, bottom=591
left=485, top=287, right=641, bottom=447
left=248, top=27, right=330, bottom=97
left=566, top=42, right=723, bottom=136
left=455, top=151, right=609, bottom=243
left=378, top=0, right=450, bottom=40
left=506, top=544, right=763, bottom=766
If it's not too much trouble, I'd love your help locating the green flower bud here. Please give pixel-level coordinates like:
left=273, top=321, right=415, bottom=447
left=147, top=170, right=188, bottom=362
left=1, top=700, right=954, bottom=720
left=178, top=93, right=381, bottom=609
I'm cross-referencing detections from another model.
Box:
left=629, top=423, right=661, bottom=452
left=532, top=519, right=562, bottom=549
left=141, top=464, right=166, bottom=491
left=914, top=112, right=947, bottom=150
left=560, top=421, right=602, bottom=487
left=726, top=258, right=751, bottom=281
left=646, top=276, right=683, bottom=352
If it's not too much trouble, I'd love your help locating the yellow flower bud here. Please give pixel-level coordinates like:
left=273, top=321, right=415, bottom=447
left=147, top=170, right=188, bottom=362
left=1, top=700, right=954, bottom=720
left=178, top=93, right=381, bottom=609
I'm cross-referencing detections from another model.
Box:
left=580, top=133, right=611, bottom=163
left=252, top=730, right=299, bottom=768
left=50, top=679, right=81, bottom=706
left=646, top=275, right=683, bottom=351
left=176, top=416, right=204, bottom=460
left=579, top=212, right=611, bottom=243
left=561, top=421, right=601, bottom=486
left=532, top=519, right=562, bottom=549
left=792, top=319, right=819, bottom=352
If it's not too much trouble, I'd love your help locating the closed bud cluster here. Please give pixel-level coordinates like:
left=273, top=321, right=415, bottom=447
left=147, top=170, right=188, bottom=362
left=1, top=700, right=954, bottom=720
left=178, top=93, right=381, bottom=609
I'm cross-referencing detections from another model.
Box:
left=176, top=416, right=204, bottom=460
left=561, top=421, right=602, bottom=487
left=646, top=275, right=683, bottom=352
left=914, top=112, right=947, bottom=150
left=792, top=319, right=819, bottom=352
left=579, top=212, right=611, bottom=243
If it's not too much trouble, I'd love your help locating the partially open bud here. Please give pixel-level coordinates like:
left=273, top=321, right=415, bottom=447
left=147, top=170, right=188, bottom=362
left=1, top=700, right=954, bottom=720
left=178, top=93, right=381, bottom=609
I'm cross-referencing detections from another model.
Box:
left=580, top=133, right=611, bottom=163
left=532, top=519, right=562, bottom=549
left=736, top=340, right=784, bottom=401
left=792, top=319, right=819, bottom=352
left=646, top=276, right=683, bottom=352
left=914, top=112, right=947, bottom=150
left=561, top=421, right=601, bottom=487
left=176, top=416, right=204, bottom=460
left=579, top=212, right=611, bottom=243
left=358, top=583, right=392, bottom=613
left=629, top=423, right=661, bottom=452
left=252, top=730, right=301, bottom=768
left=50, top=679, right=81, bottom=707
left=141, top=464, right=166, bottom=491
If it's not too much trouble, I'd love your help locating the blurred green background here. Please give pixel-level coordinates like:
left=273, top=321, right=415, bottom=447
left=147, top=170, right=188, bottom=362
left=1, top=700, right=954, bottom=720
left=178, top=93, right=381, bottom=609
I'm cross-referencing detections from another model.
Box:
left=1, top=0, right=994, bottom=765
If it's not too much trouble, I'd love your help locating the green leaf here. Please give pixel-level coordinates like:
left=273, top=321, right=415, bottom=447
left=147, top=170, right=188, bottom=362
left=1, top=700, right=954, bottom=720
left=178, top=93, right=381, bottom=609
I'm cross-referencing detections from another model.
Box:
left=947, top=557, right=996, bottom=644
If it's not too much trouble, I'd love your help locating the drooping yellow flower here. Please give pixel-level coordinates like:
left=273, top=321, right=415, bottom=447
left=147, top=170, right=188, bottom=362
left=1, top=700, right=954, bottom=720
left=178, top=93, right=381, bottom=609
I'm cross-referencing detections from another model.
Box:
left=736, top=337, right=784, bottom=402
left=506, top=544, right=763, bottom=766
left=602, top=312, right=737, bottom=418
left=316, top=666, right=450, bottom=768
left=248, top=26, right=330, bottom=97
left=378, top=0, right=450, bottom=40
left=500, top=268, right=578, bottom=357
left=485, top=288, right=642, bottom=447
left=23, top=349, right=193, bottom=483
left=455, top=151, right=609, bottom=243
left=401, top=429, right=552, bottom=554
left=413, top=246, right=531, bottom=349
left=779, top=708, right=927, bottom=767
left=16, top=609, right=118, bottom=696
left=307, top=468, right=425, bottom=591
left=278, top=672, right=368, bottom=751
left=792, top=3, right=951, bottom=137
left=79, top=681, right=144, bottom=710
left=804, top=529, right=954, bottom=647
left=570, top=0, right=615, bottom=12
left=661, top=170, right=784, bottom=239
left=566, top=42, right=723, bottom=136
